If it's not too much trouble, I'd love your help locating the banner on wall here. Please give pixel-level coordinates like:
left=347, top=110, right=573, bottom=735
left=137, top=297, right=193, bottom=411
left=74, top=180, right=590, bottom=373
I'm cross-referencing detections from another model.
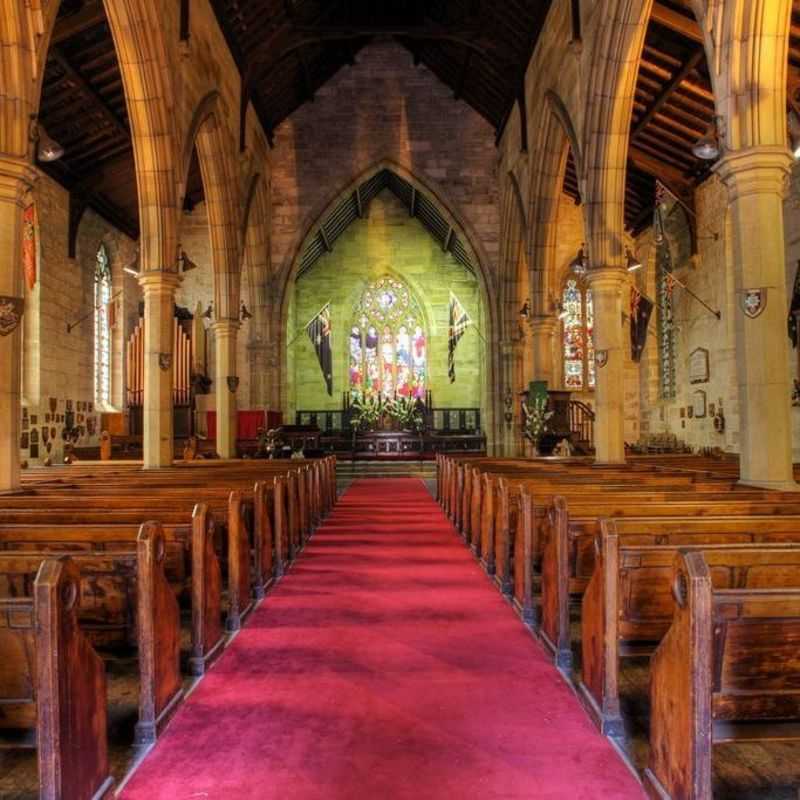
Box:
left=306, top=302, right=333, bottom=395
left=630, top=287, right=654, bottom=363
left=448, top=291, right=472, bottom=383
left=788, top=261, right=800, bottom=347
left=22, top=204, right=37, bottom=291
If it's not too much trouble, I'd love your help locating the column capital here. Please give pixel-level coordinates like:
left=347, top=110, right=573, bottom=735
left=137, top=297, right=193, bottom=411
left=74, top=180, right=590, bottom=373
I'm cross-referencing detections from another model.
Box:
left=585, top=266, right=627, bottom=292
left=0, top=157, right=38, bottom=205
left=211, top=318, right=241, bottom=336
left=529, top=316, right=559, bottom=336
left=138, top=271, right=181, bottom=294
left=714, top=146, right=794, bottom=200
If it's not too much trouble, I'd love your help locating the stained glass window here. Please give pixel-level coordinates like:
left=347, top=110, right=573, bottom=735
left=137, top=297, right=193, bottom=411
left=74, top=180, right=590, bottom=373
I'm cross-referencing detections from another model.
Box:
left=350, top=277, right=426, bottom=399
left=562, top=279, right=596, bottom=391
left=94, top=244, right=112, bottom=407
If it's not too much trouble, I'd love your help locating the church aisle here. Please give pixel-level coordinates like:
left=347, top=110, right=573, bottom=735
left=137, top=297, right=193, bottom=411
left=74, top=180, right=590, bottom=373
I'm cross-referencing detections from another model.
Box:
left=120, top=478, right=643, bottom=800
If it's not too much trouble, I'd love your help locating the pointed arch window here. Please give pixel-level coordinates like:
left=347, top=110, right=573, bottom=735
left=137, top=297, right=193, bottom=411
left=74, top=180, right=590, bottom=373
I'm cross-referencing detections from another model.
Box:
left=94, top=244, right=112, bottom=407
left=350, top=277, right=426, bottom=400
left=561, top=278, right=595, bottom=391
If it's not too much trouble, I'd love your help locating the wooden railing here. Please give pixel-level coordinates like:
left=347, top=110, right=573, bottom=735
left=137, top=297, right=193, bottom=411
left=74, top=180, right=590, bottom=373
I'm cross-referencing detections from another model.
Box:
left=568, top=400, right=595, bottom=450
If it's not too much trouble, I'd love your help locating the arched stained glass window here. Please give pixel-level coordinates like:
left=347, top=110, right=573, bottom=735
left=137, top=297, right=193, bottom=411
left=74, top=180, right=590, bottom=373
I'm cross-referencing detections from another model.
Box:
left=350, top=277, right=426, bottom=399
left=94, top=244, right=112, bottom=407
left=562, top=278, right=595, bottom=391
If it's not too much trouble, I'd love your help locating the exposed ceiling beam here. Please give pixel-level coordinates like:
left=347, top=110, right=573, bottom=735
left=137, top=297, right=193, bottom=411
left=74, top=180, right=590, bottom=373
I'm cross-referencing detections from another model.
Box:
left=632, top=47, right=705, bottom=140
left=50, top=0, right=106, bottom=46
left=49, top=48, right=130, bottom=145
left=650, top=1, right=703, bottom=44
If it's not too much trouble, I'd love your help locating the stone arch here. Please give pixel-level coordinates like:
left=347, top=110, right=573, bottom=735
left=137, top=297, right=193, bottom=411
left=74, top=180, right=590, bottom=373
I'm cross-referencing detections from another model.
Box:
left=580, top=0, right=653, bottom=268
left=692, top=0, right=792, bottom=152
left=530, top=96, right=582, bottom=318
left=180, top=91, right=242, bottom=320
left=102, top=0, right=179, bottom=275
left=278, top=159, right=502, bottom=451
left=240, top=171, right=276, bottom=408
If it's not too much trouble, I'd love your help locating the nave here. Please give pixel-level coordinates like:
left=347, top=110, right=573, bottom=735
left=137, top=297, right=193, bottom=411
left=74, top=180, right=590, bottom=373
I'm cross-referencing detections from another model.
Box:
left=118, top=478, right=642, bottom=800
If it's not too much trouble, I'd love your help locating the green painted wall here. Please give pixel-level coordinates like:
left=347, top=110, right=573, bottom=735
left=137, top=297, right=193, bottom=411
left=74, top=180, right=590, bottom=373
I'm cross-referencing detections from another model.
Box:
left=288, top=191, right=484, bottom=415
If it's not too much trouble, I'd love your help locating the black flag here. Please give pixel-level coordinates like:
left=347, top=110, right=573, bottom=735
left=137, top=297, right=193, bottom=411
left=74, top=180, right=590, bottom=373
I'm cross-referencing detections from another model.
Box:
left=306, top=303, right=333, bottom=395
left=789, top=261, right=800, bottom=347
left=630, top=287, right=654, bottom=363
left=448, top=292, right=471, bottom=383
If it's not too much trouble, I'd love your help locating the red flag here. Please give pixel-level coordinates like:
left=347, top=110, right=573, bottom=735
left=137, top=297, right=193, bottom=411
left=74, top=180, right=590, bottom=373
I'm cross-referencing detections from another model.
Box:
left=22, top=205, right=36, bottom=291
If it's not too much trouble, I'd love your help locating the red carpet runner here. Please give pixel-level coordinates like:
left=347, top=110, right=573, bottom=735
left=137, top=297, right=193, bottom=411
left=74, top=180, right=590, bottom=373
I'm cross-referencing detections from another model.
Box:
left=122, top=479, right=644, bottom=799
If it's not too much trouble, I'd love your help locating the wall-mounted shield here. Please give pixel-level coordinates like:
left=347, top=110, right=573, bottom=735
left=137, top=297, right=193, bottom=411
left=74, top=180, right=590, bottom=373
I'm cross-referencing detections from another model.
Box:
left=0, top=296, right=24, bottom=337
left=740, top=288, right=766, bottom=319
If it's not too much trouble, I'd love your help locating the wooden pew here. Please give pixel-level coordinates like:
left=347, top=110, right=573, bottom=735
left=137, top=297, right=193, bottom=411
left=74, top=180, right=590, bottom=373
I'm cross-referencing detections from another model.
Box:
left=0, top=522, right=183, bottom=745
left=534, top=498, right=800, bottom=671
left=578, top=520, right=800, bottom=735
left=644, top=550, right=800, bottom=799
left=0, top=557, right=114, bottom=799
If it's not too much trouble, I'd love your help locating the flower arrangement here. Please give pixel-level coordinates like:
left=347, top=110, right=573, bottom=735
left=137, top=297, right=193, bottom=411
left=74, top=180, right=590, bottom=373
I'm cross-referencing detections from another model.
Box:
left=386, top=396, right=425, bottom=432
left=350, top=394, right=425, bottom=432
left=521, top=395, right=553, bottom=454
left=350, top=394, right=386, bottom=432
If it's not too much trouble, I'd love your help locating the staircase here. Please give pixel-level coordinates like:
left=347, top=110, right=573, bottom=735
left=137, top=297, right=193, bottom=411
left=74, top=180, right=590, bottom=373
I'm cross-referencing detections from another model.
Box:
left=335, top=460, right=438, bottom=495
left=568, top=401, right=596, bottom=455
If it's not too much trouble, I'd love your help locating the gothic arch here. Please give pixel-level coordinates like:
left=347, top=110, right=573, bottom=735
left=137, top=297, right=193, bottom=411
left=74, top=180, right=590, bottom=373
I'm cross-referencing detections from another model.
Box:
left=278, top=159, right=502, bottom=451
left=180, top=91, right=242, bottom=320
left=530, top=96, right=581, bottom=318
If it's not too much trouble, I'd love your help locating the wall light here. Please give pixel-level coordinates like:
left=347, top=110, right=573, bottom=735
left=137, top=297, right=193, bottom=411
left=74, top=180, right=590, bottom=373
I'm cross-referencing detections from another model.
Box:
left=570, top=245, right=588, bottom=277
left=692, top=121, right=720, bottom=161
left=626, top=248, right=643, bottom=272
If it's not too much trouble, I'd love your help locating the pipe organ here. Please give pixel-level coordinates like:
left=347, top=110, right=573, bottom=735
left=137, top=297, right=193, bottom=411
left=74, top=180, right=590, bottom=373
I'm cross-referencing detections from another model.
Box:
left=126, top=309, right=207, bottom=437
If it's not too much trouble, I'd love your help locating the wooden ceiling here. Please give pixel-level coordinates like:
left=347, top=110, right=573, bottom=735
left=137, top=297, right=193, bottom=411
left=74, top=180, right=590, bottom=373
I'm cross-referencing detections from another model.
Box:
left=35, top=1, right=800, bottom=248
left=39, top=0, right=138, bottom=241
left=211, top=0, right=554, bottom=143
left=566, top=0, right=800, bottom=237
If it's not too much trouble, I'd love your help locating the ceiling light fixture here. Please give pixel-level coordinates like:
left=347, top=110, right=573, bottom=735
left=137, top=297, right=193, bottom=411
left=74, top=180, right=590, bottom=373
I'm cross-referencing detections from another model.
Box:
left=36, top=125, right=64, bottom=162
left=692, top=121, right=720, bottom=161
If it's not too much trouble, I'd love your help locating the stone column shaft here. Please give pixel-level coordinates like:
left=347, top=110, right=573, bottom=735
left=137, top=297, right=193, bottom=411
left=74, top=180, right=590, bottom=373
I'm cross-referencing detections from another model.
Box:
left=530, top=316, right=558, bottom=385
left=717, top=148, right=796, bottom=489
left=139, top=273, right=180, bottom=469
left=586, top=267, right=627, bottom=464
left=213, top=319, right=240, bottom=459
left=0, top=159, right=35, bottom=492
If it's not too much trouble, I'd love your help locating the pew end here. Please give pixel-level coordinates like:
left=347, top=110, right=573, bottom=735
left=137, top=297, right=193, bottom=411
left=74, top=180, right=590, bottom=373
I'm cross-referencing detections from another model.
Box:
left=134, top=521, right=184, bottom=746
left=539, top=496, right=573, bottom=674
left=644, top=550, right=800, bottom=799
left=23, top=557, right=114, bottom=799
left=190, top=504, right=225, bottom=676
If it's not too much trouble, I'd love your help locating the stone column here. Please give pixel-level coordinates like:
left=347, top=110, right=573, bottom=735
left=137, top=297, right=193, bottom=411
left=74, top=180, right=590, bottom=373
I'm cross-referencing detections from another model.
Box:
left=586, top=267, right=627, bottom=464
left=716, top=147, right=797, bottom=489
left=247, top=340, right=269, bottom=409
left=0, top=159, right=35, bottom=492
left=213, top=319, right=240, bottom=459
left=139, top=272, right=180, bottom=469
left=530, top=316, right=558, bottom=385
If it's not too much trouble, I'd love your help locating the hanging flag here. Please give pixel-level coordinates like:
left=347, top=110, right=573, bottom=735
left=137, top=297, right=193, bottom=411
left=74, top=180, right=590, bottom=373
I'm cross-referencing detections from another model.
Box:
left=789, top=261, right=800, bottom=347
left=448, top=292, right=472, bottom=383
left=630, top=287, right=654, bottom=362
left=22, top=204, right=37, bottom=291
left=306, top=303, right=333, bottom=395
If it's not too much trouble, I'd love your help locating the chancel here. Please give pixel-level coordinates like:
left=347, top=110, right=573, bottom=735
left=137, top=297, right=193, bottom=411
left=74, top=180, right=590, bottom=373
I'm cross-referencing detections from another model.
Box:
left=1, top=1, right=800, bottom=798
